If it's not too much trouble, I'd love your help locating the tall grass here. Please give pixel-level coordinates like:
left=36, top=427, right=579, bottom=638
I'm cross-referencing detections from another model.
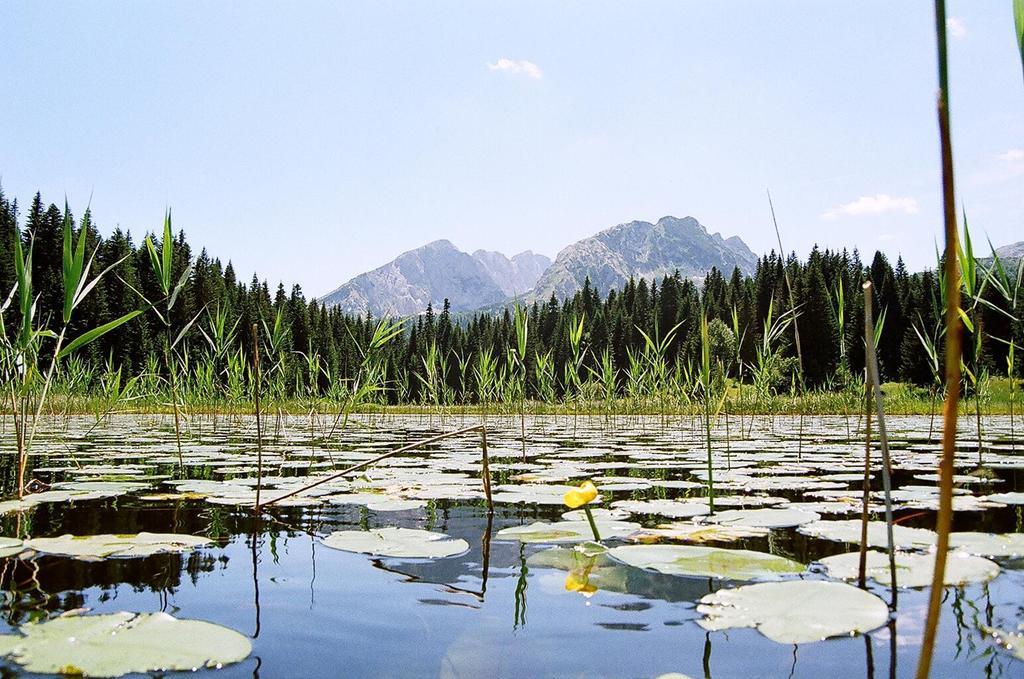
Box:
left=1, top=204, right=138, bottom=497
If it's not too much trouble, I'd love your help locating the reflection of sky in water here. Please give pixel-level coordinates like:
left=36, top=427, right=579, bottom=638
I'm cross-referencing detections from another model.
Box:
left=0, top=414, right=1021, bottom=678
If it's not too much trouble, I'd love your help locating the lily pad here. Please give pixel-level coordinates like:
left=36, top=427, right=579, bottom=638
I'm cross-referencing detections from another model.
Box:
left=561, top=507, right=632, bottom=522
left=948, top=532, right=1024, bottom=558
left=606, top=544, right=803, bottom=580
left=321, top=527, right=468, bottom=558
left=818, top=550, right=1000, bottom=588
left=491, top=484, right=602, bottom=506
left=702, top=508, right=820, bottom=529
left=0, top=537, right=24, bottom=558
left=0, top=611, right=251, bottom=676
left=696, top=580, right=890, bottom=643
left=798, top=520, right=937, bottom=549
left=24, top=533, right=211, bottom=560
left=627, top=523, right=768, bottom=544
left=325, top=493, right=426, bottom=511
left=984, top=492, right=1024, bottom=505
left=496, top=520, right=640, bottom=544
left=982, top=625, right=1024, bottom=661
left=611, top=499, right=711, bottom=519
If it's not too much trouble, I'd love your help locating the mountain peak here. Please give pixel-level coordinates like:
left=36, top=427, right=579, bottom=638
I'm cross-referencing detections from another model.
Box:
left=319, top=215, right=755, bottom=316
left=530, top=215, right=756, bottom=301
left=320, top=241, right=550, bottom=316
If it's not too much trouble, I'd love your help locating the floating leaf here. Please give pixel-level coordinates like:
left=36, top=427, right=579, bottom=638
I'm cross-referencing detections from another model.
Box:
left=702, top=507, right=820, bottom=529
left=607, top=544, right=803, bottom=580
left=561, top=507, right=632, bottom=522
left=819, top=550, right=999, bottom=588
left=526, top=546, right=712, bottom=602
left=798, top=520, right=937, bottom=549
left=322, top=527, right=468, bottom=558
left=948, top=532, right=1024, bottom=558
left=611, top=499, right=711, bottom=519
left=982, top=624, right=1024, bottom=661
left=627, top=523, right=769, bottom=544
left=697, top=580, right=890, bottom=644
left=984, top=492, right=1024, bottom=505
left=325, top=494, right=425, bottom=512
left=496, top=520, right=640, bottom=544
left=24, top=533, right=211, bottom=560
left=0, top=538, right=24, bottom=558
left=491, top=484, right=603, bottom=506
left=0, top=611, right=251, bottom=677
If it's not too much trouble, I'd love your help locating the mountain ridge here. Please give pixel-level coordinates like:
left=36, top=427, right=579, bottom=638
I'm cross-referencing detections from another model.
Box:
left=318, top=240, right=551, bottom=316
left=528, top=215, right=758, bottom=302
left=319, top=215, right=757, bottom=316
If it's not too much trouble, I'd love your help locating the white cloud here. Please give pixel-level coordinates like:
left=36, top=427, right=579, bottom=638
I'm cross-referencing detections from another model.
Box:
left=487, top=58, right=542, bottom=79
left=821, top=194, right=919, bottom=220
left=946, top=17, right=967, bottom=39
left=998, top=148, right=1024, bottom=162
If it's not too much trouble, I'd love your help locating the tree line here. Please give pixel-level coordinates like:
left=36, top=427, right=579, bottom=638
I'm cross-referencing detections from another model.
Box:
left=1, top=188, right=1020, bottom=406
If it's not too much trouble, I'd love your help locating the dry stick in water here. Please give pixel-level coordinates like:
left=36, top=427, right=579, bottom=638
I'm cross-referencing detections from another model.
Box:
left=257, top=424, right=494, bottom=511
left=916, top=1, right=962, bottom=675
left=857, top=377, right=873, bottom=589
left=480, top=424, right=494, bottom=514
left=252, top=324, right=264, bottom=513
left=863, top=281, right=898, bottom=607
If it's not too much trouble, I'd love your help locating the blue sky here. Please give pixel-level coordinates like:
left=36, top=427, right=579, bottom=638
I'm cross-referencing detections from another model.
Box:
left=1, top=1, right=1021, bottom=296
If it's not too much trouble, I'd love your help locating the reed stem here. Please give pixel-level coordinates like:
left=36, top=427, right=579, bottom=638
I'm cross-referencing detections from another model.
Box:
left=916, top=1, right=962, bottom=674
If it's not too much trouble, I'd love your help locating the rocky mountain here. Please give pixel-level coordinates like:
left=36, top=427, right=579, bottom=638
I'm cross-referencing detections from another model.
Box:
left=472, top=249, right=551, bottom=298
left=994, top=241, right=1024, bottom=261
left=319, top=215, right=756, bottom=316
left=980, top=241, right=1024, bottom=272
left=529, top=216, right=758, bottom=301
left=319, top=240, right=550, bottom=316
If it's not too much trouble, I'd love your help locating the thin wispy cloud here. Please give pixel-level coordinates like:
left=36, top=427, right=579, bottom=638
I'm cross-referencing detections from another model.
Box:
left=821, top=194, right=919, bottom=220
left=946, top=17, right=967, bottom=39
left=998, top=148, right=1024, bottom=162
left=487, top=58, right=543, bottom=79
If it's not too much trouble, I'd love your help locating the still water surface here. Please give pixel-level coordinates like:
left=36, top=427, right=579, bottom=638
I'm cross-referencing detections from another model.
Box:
left=1, top=414, right=1021, bottom=678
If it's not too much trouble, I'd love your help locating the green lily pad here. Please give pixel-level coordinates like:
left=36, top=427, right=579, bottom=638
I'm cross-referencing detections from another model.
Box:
left=606, top=544, right=803, bottom=580
left=819, top=550, right=1000, bottom=588
left=24, top=533, right=211, bottom=560
left=0, top=611, right=251, bottom=677
left=697, top=580, right=890, bottom=643
left=322, top=527, right=468, bottom=558
left=526, top=546, right=716, bottom=602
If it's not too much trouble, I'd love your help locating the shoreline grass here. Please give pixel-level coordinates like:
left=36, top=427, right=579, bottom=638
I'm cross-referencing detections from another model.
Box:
left=11, top=378, right=1019, bottom=418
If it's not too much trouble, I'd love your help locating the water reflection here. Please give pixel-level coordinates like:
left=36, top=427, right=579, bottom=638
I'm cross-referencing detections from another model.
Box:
left=0, top=414, right=1020, bottom=677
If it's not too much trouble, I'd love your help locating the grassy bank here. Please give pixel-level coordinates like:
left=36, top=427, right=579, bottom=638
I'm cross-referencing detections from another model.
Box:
left=15, top=378, right=1020, bottom=418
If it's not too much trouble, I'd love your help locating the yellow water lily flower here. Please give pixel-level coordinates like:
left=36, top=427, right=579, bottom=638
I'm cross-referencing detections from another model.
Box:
left=563, top=481, right=598, bottom=509
left=565, top=561, right=598, bottom=597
